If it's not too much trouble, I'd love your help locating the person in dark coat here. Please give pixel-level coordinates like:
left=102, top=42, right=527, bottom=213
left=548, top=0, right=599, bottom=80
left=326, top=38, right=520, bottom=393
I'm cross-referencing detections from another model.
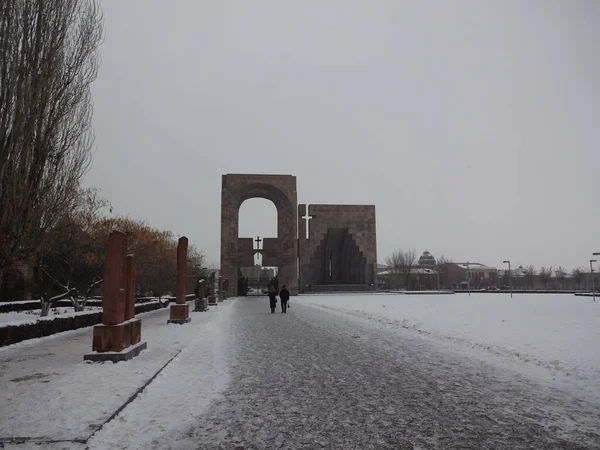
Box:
left=279, top=285, right=290, bottom=313
left=268, top=284, right=277, bottom=313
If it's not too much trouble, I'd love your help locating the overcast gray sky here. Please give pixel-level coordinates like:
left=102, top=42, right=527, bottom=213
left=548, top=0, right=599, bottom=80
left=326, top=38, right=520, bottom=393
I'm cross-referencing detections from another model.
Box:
left=87, top=0, right=600, bottom=271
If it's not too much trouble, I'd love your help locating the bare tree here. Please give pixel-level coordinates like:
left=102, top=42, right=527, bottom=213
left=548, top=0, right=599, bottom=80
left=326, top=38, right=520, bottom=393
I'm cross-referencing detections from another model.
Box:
left=555, top=266, right=566, bottom=290
left=524, top=265, right=535, bottom=289
left=0, top=0, right=103, bottom=299
left=37, top=188, right=110, bottom=315
left=539, top=266, right=553, bottom=290
left=435, top=254, right=452, bottom=289
left=385, top=249, right=417, bottom=290
left=572, top=268, right=584, bottom=290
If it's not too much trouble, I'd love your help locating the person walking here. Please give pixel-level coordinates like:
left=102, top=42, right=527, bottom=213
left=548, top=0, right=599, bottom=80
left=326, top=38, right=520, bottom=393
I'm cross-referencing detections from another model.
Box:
left=279, top=285, right=290, bottom=313
left=268, top=284, right=277, bottom=313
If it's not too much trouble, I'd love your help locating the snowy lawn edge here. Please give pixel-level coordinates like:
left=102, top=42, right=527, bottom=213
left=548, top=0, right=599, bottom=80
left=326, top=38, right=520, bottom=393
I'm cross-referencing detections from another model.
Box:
left=0, top=300, right=168, bottom=347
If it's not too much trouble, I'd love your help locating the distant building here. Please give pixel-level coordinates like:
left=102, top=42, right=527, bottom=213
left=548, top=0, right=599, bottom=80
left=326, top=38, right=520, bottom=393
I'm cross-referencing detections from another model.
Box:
left=240, top=265, right=275, bottom=281
left=440, top=262, right=497, bottom=289
left=418, top=251, right=437, bottom=268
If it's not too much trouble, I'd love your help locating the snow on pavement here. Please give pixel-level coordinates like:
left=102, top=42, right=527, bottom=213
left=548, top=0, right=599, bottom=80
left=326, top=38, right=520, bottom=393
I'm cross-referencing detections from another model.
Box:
left=0, top=301, right=233, bottom=445
left=187, top=296, right=600, bottom=449
left=2, top=293, right=600, bottom=449
left=300, top=293, right=600, bottom=402
left=87, top=300, right=234, bottom=450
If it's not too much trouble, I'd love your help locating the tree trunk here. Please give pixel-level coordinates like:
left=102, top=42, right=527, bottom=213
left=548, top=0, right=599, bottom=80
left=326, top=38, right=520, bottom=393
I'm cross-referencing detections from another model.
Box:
left=40, top=296, right=52, bottom=317
left=72, top=296, right=84, bottom=312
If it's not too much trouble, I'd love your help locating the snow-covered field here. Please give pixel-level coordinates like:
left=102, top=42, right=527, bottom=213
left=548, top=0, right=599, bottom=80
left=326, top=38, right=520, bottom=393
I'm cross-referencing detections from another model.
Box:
left=301, top=293, right=600, bottom=402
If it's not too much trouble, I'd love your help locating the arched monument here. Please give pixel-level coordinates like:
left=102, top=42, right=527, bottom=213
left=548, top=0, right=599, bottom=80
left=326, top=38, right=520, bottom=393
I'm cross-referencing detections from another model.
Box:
left=220, top=174, right=298, bottom=296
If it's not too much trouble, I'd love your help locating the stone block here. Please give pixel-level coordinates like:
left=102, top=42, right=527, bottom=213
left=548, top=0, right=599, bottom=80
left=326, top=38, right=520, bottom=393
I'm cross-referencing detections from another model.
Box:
left=84, top=341, right=147, bottom=363
left=130, top=318, right=141, bottom=344
left=193, top=298, right=208, bottom=312
left=92, top=323, right=128, bottom=353
left=168, top=303, right=190, bottom=324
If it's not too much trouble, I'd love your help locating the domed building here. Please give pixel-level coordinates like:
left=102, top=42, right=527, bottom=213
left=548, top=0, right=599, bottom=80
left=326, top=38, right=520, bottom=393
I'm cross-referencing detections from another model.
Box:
left=418, top=250, right=437, bottom=268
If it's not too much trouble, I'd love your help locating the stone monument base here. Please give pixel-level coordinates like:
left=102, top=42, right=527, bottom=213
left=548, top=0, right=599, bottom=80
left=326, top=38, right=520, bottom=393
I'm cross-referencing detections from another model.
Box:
left=218, top=293, right=224, bottom=302
left=168, top=303, right=191, bottom=324
left=193, top=298, right=208, bottom=312
left=208, top=296, right=217, bottom=306
left=84, top=341, right=147, bottom=363
left=90, top=318, right=142, bottom=353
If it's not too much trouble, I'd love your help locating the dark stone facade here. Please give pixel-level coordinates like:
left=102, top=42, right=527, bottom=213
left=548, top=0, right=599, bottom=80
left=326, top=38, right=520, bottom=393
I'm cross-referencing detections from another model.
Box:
left=220, top=174, right=298, bottom=296
left=298, top=204, right=377, bottom=292
left=220, top=174, right=377, bottom=296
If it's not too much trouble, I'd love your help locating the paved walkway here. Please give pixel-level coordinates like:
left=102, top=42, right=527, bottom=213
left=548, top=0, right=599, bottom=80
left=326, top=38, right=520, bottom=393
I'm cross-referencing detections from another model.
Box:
left=0, top=301, right=231, bottom=448
left=181, top=297, right=600, bottom=450
left=2, top=297, right=600, bottom=449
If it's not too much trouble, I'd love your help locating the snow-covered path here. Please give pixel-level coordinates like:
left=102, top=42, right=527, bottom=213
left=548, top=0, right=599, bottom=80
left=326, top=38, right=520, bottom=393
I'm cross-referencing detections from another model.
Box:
left=0, top=301, right=234, bottom=448
left=2, top=296, right=600, bottom=449
left=186, top=297, right=600, bottom=450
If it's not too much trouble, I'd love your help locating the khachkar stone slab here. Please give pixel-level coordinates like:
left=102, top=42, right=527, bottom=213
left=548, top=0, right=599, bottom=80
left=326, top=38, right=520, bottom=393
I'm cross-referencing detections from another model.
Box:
left=208, top=272, right=217, bottom=305
left=85, top=231, right=147, bottom=362
left=194, top=279, right=208, bottom=312
left=218, top=276, right=224, bottom=302
left=169, top=236, right=191, bottom=324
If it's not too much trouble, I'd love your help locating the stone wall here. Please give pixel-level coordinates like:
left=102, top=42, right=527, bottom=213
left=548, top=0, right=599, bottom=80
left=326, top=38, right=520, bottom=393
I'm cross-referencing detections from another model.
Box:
left=298, top=204, right=377, bottom=292
left=220, top=174, right=298, bottom=296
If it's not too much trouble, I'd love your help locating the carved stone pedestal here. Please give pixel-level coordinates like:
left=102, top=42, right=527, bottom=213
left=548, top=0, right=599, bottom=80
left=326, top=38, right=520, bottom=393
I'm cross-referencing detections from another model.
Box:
left=168, top=303, right=191, bottom=324
left=84, top=318, right=146, bottom=362
left=194, top=298, right=208, bottom=312
left=208, top=295, right=217, bottom=306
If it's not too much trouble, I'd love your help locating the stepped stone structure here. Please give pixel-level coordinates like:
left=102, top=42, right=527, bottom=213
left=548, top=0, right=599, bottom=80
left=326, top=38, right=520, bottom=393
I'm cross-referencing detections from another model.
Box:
left=168, top=237, right=191, bottom=324
left=298, top=204, right=377, bottom=292
left=220, top=174, right=377, bottom=296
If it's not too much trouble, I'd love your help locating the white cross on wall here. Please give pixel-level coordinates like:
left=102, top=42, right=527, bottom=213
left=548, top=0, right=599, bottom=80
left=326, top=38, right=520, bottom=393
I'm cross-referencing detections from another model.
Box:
left=301, top=207, right=313, bottom=239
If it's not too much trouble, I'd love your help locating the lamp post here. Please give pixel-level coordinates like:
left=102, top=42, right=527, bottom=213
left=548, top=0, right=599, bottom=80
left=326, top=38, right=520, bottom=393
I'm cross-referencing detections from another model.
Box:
left=590, top=259, right=597, bottom=302
left=503, top=260, right=512, bottom=298
left=592, top=253, right=600, bottom=301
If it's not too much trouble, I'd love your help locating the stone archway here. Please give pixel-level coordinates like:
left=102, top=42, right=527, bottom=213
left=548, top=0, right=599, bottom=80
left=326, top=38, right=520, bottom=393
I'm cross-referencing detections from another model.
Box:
left=220, top=174, right=298, bottom=296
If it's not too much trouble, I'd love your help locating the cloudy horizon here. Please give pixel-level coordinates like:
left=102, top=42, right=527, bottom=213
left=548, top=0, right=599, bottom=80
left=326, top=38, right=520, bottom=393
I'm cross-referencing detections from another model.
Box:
left=87, top=0, right=600, bottom=271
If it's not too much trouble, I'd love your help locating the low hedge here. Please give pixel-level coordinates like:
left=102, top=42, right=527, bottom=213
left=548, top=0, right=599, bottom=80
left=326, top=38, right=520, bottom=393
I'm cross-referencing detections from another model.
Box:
left=0, top=296, right=164, bottom=313
left=0, top=300, right=170, bottom=347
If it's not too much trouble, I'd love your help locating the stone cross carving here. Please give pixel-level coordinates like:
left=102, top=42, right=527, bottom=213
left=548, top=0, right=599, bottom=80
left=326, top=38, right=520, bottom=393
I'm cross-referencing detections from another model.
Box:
left=193, top=279, right=208, bottom=312
left=176, top=236, right=188, bottom=305
left=168, top=236, right=191, bottom=323
left=208, top=272, right=217, bottom=305
left=218, top=276, right=224, bottom=301
left=124, top=255, right=136, bottom=321
left=223, top=278, right=229, bottom=299
left=85, top=230, right=146, bottom=362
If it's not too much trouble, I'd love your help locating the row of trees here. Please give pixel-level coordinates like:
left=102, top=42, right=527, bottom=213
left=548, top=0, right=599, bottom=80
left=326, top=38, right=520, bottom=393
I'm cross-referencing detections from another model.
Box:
left=32, top=188, right=208, bottom=315
left=384, top=249, right=451, bottom=290
left=384, top=248, right=594, bottom=291
left=1, top=0, right=103, bottom=292
left=1, top=0, right=211, bottom=315
left=500, top=265, right=590, bottom=290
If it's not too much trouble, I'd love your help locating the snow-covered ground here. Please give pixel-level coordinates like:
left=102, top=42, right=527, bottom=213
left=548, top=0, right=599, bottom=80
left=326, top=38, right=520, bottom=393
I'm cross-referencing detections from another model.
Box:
left=0, top=307, right=103, bottom=327
left=301, top=293, right=600, bottom=402
left=2, top=294, right=599, bottom=449
left=0, top=301, right=233, bottom=448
